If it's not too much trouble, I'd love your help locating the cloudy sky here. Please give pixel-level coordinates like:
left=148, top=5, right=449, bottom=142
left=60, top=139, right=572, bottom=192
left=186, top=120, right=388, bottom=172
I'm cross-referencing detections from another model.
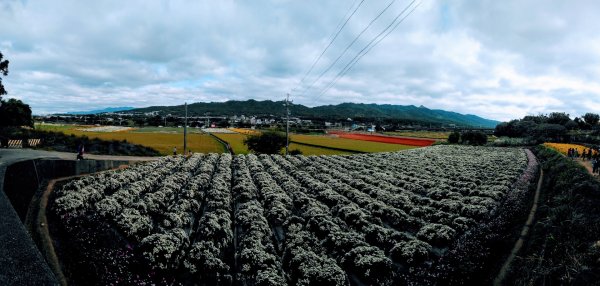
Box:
left=1, top=0, right=599, bottom=120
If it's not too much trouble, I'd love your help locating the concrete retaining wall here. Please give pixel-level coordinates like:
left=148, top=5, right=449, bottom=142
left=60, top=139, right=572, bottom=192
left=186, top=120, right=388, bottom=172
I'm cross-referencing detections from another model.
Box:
left=0, top=158, right=138, bottom=286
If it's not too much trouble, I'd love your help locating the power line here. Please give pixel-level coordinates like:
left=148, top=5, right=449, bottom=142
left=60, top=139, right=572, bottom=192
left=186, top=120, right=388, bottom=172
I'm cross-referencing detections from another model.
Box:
left=317, top=0, right=421, bottom=97
left=319, top=0, right=420, bottom=96
left=298, top=0, right=398, bottom=96
left=292, top=0, right=364, bottom=93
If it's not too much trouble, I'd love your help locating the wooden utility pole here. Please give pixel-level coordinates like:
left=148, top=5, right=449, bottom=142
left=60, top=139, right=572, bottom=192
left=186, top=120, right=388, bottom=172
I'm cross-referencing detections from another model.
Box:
left=184, top=102, right=188, bottom=154
left=285, top=93, right=290, bottom=156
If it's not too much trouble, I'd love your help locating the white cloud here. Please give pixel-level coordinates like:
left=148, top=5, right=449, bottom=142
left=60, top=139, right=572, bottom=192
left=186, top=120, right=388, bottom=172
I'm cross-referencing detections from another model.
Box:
left=0, top=0, right=599, bottom=120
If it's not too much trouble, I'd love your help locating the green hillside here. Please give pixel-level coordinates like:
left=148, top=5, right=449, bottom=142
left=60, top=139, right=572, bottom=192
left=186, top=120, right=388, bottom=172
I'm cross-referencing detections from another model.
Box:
left=127, top=100, right=499, bottom=128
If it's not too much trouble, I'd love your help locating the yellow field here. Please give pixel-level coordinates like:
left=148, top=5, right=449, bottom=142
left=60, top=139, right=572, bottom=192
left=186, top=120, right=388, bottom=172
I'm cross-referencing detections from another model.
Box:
left=212, top=133, right=251, bottom=154
left=291, top=134, right=417, bottom=153
left=35, top=123, right=418, bottom=155
left=36, top=123, right=225, bottom=155
left=213, top=133, right=354, bottom=155
left=543, top=142, right=598, bottom=156
left=228, top=128, right=261, bottom=135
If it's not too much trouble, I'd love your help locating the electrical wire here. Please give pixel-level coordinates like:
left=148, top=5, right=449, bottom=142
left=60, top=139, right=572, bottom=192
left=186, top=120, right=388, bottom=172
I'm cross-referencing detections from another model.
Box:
left=292, top=0, right=364, bottom=93
left=298, top=0, right=398, bottom=96
left=317, top=0, right=421, bottom=97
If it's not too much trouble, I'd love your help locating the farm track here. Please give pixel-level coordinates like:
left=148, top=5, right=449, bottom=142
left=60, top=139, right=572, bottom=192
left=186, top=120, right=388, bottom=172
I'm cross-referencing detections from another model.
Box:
left=494, top=168, right=544, bottom=285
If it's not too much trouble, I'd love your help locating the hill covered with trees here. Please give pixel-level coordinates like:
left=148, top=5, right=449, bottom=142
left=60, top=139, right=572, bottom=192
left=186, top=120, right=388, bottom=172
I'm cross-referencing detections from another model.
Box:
left=127, top=100, right=499, bottom=128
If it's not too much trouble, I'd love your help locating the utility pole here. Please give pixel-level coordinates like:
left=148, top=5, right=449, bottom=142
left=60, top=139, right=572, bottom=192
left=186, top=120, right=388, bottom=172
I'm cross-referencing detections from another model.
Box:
left=285, top=93, right=290, bottom=156
left=184, top=102, right=188, bottom=155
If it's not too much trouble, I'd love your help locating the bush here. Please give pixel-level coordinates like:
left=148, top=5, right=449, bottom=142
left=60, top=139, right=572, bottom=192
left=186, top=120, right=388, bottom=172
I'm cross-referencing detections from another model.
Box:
left=244, top=132, right=287, bottom=154
left=460, top=131, right=488, bottom=145
left=289, top=149, right=303, bottom=155
left=448, top=131, right=460, bottom=144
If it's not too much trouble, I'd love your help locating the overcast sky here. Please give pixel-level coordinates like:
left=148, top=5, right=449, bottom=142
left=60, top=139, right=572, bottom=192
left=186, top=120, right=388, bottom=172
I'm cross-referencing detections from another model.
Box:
left=1, top=0, right=599, bottom=120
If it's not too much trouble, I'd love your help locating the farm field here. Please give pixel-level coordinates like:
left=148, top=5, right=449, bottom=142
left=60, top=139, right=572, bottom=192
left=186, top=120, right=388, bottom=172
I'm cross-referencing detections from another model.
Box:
left=543, top=142, right=598, bottom=156
left=328, top=131, right=436, bottom=147
left=211, top=133, right=251, bottom=154
left=385, top=130, right=451, bottom=139
left=212, top=133, right=353, bottom=155
left=35, top=123, right=225, bottom=155
left=292, top=134, right=417, bottom=152
left=132, top=126, right=205, bottom=134
left=288, top=142, right=353, bottom=155
left=50, top=145, right=537, bottom=285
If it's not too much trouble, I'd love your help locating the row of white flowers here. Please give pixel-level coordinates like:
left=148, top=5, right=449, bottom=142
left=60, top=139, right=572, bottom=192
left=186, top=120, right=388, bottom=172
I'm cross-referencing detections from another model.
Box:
left=259, top=155, right=396, bottom=286
left=241, top=154, right=350, bottom=285
left=52, top=145, right=532, bottom=285
left=183, top=154, right=233, bottom=284
left=231, top=155, right=286, bottom=285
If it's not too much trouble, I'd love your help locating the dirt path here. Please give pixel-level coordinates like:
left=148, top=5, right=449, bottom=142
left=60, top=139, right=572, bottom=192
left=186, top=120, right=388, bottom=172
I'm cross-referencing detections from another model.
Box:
left=493, top=169, right=544, bottom=286
left=574, top=158, right=599, bottom=179
left=37, top=178, right=71, bottom=286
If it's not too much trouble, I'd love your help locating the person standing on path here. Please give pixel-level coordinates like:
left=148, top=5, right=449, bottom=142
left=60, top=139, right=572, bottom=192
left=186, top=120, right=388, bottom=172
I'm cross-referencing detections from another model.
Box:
left=173, top=146, right=177, bottom=155
left=77, top=143, right=84, bottom=160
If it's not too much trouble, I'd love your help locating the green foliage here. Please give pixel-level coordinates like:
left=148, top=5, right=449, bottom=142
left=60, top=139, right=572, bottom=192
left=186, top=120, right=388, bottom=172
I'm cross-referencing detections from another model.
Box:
left=507, top=146, right=600, bottom=284
left=487, top=137, right=537, bottom=147
left=583, top=113, right=600, bottom=126
left=447, top=131, right=460, bottom=144
left=546, top=112, right=571, bottom=125
left=243, top=132, right=286, bottom=154
left=0, top=51, right=8, bottom=99
left=494, top=114, right=571, bottom=142
left=0, top=98, right=33, bottom=127
left=460, top=131, right=487, bottom=145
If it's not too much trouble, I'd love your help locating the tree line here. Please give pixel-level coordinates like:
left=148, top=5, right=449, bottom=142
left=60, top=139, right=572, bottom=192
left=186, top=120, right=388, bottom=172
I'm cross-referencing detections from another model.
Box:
left=494, top=112, right=600, bottom=143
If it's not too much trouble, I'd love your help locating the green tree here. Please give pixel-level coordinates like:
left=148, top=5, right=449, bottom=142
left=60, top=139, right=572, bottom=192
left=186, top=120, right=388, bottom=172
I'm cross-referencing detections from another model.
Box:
left=460, top=131, right=488, bottom=145
left=447, top=131, right=460, bottom=143
left=583, top=113, right=600, bottom=126
left=0, top=52, right=8, bottom=102
left=243, top=132, right=286, bottom=154
left=547, top=112, right=571, bottom=125
left=0, top=98, right=33, bottom=127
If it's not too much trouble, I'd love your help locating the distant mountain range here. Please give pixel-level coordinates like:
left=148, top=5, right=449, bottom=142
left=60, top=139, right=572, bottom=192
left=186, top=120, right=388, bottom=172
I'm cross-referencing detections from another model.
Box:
left=126, top=100, right=499, bottom=128
left=66, top=107, right=135, bottom=115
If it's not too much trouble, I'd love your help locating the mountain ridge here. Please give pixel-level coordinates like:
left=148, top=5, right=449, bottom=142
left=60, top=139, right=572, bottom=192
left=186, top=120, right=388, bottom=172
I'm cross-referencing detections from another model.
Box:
left=66, top=106, right=135, bottom=115
left=126, top=100, right=499, bottom=128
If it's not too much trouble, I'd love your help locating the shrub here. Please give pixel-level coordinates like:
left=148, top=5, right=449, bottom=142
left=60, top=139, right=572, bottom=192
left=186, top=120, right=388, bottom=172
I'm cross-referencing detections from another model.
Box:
left=244, top=131, right=287, bottom=154
left=448, top=131, right=460, bottom=144
left=460, top=131, right=488, bottom=145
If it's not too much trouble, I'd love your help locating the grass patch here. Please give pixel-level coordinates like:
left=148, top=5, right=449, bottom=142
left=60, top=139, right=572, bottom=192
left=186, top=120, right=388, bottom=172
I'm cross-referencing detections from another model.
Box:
left=292, top=134, right=417, bottom=153
left=35, top=124, right=224, bottom=155
left=288, top=143, right=353, bottom=156
left=212, top=133, right=251, bottom=154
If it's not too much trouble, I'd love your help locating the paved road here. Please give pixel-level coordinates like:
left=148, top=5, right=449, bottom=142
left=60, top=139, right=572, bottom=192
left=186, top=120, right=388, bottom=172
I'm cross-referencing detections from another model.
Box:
left=0, top=148, right=158, bottom=285
left=0, top=148, right=159, bottom=165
